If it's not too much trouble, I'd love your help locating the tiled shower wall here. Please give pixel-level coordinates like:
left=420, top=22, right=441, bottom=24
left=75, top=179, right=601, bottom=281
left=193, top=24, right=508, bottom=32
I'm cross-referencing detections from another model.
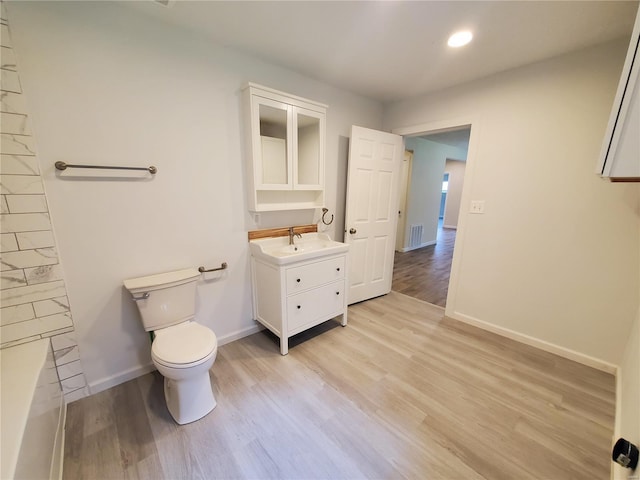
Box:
left=0, top=4, right=88, bottom=402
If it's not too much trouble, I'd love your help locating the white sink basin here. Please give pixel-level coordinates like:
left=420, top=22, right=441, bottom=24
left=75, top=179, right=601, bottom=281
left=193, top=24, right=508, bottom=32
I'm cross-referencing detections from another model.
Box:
left=250, top=232, right=349, bottom=265
left=278, top=245, right=305, bottom=254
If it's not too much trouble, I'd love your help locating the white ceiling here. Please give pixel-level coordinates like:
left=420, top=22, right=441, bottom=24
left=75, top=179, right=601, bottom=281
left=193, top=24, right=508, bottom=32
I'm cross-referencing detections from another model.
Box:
left=124, top=0, right=639, bottom=104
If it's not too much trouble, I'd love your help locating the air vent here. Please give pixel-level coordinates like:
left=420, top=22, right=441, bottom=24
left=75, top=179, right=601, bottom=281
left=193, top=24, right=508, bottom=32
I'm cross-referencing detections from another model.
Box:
left=409, top=224, right=423, bottom=249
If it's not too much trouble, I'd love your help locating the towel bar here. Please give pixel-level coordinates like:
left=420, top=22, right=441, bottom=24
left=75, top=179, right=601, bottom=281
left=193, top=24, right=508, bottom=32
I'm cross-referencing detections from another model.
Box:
left=55, top=161, right=157, bottom=174
left=198, top=263, right=228, bottom=273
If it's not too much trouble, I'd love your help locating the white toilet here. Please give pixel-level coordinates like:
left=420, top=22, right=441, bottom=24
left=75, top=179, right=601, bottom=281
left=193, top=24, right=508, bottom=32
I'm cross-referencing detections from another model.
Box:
left=123, top=268, right=217, bottom=425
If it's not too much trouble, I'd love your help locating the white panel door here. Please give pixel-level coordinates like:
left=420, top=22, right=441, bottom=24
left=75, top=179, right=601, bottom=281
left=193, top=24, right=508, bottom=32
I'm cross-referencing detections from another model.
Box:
left=345, top=125, right=403, bottom=305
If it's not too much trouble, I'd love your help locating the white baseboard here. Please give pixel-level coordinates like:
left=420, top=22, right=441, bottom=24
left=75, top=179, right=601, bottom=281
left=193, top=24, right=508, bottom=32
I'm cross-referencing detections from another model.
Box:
left=398, top=239, right=436, bottom=253
left=87, top=324, right=264, bottom=395
left=449, top=311, right=618, bottom=374
left=217, top=324, right=264, bottom=346
left=89, top=363, right=156, bottom=396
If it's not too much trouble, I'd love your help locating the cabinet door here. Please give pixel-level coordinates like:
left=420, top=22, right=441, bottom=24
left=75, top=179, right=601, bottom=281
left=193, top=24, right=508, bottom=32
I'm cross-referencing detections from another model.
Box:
left=293, top=106, right=325, bottom=190
left=252, top=95, right=292, bottom=189
left=597, top=8, right=640, bottom=180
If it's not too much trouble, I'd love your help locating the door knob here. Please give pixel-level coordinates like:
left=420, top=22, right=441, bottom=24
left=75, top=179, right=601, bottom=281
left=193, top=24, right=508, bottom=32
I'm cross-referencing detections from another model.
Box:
left=349, top=228, right=357, bottom=234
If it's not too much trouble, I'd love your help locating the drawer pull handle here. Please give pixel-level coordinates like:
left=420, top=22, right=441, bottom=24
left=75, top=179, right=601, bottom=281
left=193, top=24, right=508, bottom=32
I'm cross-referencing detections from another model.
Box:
left=297, top=305, right=301, bottom=309
left=296, top=278, right=301, bottom=283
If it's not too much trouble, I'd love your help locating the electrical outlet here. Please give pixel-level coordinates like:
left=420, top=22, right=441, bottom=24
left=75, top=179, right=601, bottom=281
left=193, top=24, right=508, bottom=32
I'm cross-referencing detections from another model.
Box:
left=470, top=200, right=485, bottom=214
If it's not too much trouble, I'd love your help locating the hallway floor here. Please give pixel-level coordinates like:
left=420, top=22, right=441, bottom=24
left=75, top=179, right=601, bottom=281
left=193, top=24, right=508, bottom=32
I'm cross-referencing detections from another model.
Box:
left=392, top=223, right=456, bottom=307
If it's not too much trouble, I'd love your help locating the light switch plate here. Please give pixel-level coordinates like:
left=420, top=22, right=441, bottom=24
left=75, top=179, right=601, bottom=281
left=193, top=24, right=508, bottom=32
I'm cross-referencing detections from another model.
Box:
left=470, top=200, right=485, bottom=214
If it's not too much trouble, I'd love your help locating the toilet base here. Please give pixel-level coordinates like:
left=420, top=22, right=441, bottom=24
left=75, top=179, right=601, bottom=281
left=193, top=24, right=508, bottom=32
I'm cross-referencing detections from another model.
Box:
left=164, top=373, right=216, bottom=425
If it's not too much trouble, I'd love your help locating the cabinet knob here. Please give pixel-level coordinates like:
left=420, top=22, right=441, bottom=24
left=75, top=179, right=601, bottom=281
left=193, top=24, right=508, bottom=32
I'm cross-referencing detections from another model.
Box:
left=296, top=278, right=301, bottom=283
left=336, top=291, right=340, bottom=295
left=349, top=228, right=357, bottom=234
left=336, top=267, right=340, bottom=272
left=297, top=305, right=301, bottom=309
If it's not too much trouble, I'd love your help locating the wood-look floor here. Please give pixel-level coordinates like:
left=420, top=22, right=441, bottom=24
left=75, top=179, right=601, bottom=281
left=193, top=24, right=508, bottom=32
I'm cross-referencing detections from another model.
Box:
left=63, top=292, right=615, bottom=480
left=392, top=226, right=456, bottom=307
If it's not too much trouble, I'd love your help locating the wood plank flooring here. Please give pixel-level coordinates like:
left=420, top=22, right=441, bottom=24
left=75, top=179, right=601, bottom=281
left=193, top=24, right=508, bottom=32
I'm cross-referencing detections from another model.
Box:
left=63, top=292, right=615, bottom=479
left=392, top=226, right=456, bottom=307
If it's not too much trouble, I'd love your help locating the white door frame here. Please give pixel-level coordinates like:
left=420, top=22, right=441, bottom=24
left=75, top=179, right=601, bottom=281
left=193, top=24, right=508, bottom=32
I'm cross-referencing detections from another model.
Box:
left=392, top=117, right=479, bottom=318
left=395, top=149, right=413, bottom=252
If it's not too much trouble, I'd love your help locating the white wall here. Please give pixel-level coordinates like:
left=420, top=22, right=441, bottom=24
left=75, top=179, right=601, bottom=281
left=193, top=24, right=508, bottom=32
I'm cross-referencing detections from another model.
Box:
left=613, top=309, right=640, bottom=479
left=402, top=137, right=467, bottom=250
left=443, top=159, right=466, bottom=229
left=7, top=1, right=383, bottom=393
left=385, top=40, right=640, bottom=367
left=613, top=220, right=640, bottom=480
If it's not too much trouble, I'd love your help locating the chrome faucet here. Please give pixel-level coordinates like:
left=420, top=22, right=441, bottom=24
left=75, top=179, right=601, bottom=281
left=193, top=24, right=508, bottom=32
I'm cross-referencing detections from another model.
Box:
left=288, top=226, right=302, bottom=245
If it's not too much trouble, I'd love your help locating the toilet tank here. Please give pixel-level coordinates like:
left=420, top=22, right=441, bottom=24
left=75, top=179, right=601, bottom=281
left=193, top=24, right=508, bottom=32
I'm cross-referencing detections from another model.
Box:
left=124, top=268, right=200, bottom=332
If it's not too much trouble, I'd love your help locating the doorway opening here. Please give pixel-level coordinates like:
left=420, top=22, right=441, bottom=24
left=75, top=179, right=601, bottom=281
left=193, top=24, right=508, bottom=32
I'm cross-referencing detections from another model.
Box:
left=391, top=125, right=471, bottom=308
left=439, top=173, right=449, bottom=222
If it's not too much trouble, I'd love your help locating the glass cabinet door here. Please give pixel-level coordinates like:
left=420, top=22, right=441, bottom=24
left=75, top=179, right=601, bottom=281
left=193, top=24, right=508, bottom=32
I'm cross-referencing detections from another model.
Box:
left=253, top=96, right=291, bottom=189
left=245, top=83, right=326, bottom=211
left=294, top=107, right=324, bottom=189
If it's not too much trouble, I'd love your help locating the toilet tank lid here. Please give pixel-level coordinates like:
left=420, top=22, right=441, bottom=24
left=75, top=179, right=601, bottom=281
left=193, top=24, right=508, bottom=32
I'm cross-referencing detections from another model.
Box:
left=123, top=268, right=200, bottom=292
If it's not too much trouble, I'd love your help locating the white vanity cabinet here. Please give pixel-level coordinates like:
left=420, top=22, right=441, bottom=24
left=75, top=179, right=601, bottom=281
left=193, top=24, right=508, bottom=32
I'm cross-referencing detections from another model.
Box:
left=251, top=253, right=348, bottom=355
left=243, top=83, right=327, bottom=211
left=597, top=8, right=640, bottom=181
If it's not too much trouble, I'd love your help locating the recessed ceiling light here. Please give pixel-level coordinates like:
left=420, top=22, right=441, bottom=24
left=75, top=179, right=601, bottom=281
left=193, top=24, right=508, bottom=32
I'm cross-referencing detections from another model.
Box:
left=448, top=31, right=473, bottom=48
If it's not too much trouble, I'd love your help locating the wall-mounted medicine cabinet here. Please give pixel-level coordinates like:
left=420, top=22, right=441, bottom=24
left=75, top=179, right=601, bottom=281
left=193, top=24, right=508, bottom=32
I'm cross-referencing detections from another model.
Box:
left=597, top=8, right=640, bottom=181
left=243, top=83, right=327, bottom=211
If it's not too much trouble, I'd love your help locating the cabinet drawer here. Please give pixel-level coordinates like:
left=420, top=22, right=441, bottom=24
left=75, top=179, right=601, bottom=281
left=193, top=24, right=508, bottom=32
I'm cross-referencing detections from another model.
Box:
left=286, top=281, right=345, bottom=333
left=286, top=256, right=345, bottom=294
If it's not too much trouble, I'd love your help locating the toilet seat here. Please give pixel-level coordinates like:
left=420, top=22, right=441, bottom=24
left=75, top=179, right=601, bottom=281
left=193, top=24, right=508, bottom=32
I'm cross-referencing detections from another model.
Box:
left=152, top=322, right=217, bottom=368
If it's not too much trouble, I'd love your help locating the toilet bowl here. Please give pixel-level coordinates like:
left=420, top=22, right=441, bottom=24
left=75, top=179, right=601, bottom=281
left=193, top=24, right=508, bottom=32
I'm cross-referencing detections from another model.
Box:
left=124, top=268, right=218, bottom=425
left=151, top=322, right=217, bottom=424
